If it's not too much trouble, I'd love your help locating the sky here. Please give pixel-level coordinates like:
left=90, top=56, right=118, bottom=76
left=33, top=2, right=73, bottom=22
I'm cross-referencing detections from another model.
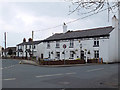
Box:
left=0, top=1, right=118, bottom=48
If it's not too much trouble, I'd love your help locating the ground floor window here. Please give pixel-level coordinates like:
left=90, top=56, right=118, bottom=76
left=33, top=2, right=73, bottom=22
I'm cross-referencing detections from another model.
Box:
left=70, top=51, right=74, bottom=59
left=94, top=50, right=99, bottom=58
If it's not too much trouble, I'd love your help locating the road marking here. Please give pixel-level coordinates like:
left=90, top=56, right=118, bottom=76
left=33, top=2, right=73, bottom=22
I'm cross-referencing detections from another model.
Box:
left=36, top=72, right=76, bottom=78
left=0, top=68, right=3, bottom=70
left=36, top=73, right=63, bottom=78
left=1, top=64, right=18, bottom=70
left=86, top=68, right=104, bottom=72
left=65, top=72, right=76, bottom=75
left=3, top=78, right=16, bottom=81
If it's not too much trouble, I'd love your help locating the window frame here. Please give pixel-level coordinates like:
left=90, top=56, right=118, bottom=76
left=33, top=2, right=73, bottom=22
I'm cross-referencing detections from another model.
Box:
left=47, top=42, right=50, bottom=49
left=94, top=50, right=99, bottom=59
left=56, top=41, right=60, bottom=48
left=69, top=40, right=74, bottom=48
left=93, top=38, right=99, bottom=47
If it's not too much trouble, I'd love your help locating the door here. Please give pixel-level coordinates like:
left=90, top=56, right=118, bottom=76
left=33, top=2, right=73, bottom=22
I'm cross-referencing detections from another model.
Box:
left=41, top=53, right=43, bottom=59
left=56, top=52, right=60, bottom=59
left=81, top=50, right=84, bottom=60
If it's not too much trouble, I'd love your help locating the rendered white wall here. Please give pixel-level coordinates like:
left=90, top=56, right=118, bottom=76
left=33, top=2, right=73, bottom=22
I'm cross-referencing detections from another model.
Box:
left=37, top=37, right=109, bottom=62
left=108, top=16, right=119, bottom=62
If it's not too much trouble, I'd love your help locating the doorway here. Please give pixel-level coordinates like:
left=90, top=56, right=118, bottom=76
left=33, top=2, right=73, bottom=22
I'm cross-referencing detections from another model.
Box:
left=81, top=50, right=84, bottom=60
left=41, top=53, right=43, bottom=59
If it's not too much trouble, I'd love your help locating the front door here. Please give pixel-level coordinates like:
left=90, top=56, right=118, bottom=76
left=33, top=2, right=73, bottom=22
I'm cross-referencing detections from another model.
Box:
left=81, top=50, right=84, bottom=60
left=41, top=53, right=43, bottom=59
left=56, top=52, right=60, bottom=60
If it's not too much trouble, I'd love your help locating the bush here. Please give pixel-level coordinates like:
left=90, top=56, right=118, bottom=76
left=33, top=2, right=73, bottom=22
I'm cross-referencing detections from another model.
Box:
left=76, top=58, right=81, bottom=60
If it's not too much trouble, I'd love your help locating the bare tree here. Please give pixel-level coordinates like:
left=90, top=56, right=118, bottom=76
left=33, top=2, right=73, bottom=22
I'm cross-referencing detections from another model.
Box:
left=66, top=0, right=119, bottom=17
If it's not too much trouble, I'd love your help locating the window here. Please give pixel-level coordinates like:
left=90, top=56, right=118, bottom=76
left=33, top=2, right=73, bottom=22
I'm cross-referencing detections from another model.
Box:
left=29, top=45, right=31, bottom=49
left=20, top=46, right=22, bottom=49
left=69, top=40, right=74, bottom=48
left=70, top=51, right=74, bottom=59
left=56, top=41, right=60, bottom=48
left=94, top=50, right=99, bottom=58
left=93, top=38, right=99, bottom=47
left=25, top=45, right=27, bottom=49
left=47, top=42, right=50, bottom=49
left=33, top=45, right=36, bottom=49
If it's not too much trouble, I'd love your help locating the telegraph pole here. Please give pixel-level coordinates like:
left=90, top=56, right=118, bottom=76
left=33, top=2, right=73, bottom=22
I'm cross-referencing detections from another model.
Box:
left=4, top=32, right=6, bottom=58
left=32, top=31, right=34, bottom=58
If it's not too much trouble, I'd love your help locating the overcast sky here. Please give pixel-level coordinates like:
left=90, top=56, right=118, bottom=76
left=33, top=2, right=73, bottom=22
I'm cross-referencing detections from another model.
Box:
left=0, top=1, right=118, bottom=47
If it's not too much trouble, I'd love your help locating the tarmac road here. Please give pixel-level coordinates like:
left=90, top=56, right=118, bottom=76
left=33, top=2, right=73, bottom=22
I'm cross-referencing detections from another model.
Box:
left=1, top=59, right=119, bottom=88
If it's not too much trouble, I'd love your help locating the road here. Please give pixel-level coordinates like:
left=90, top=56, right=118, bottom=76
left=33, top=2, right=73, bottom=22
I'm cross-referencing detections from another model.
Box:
left=1, top=59, right=119, bottom=88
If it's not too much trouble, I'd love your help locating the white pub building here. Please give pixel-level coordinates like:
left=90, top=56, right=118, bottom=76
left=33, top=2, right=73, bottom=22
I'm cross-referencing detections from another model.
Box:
left=37, top=15, right=120, bottom=63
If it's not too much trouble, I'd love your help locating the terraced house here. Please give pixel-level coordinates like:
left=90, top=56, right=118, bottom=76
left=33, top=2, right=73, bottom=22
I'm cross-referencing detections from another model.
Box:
left=16, top=38, right=41, bottom=58
left=37, top=16, right=120, bottom=63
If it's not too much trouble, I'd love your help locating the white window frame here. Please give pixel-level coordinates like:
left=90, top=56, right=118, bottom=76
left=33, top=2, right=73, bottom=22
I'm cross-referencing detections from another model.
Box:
left=69, top=40, right=74, bottom=48
left=94, top=50, right=99, bottom=58
left=56, top=41, right=60, bottom=48
left=47, top=42, right=50, bottom=49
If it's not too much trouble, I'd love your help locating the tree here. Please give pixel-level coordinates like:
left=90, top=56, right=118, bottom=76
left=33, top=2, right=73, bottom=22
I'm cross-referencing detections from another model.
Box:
left=8, top=49, right=13, bottom=55
left=66, top=0, right=118, bottom=17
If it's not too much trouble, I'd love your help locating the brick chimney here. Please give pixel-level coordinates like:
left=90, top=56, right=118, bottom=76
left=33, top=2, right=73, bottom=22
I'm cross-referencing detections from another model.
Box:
left=23, top=38, right=26, bottom=42
left=28, top=38, right=32, bottom=42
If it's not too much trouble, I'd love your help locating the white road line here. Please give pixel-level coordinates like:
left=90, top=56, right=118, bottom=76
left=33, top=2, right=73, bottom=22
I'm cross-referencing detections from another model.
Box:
left=86, top=68, right=104, bottom=72
left=0, top=68, right=3, bottom=70
left=2, top=64, right=18, bottom=69
left=65, top=72, right=76, bottom=75
left=3, top=78, right=16, bottom=81
left=36, top=73, right=63, bottom=78
left=36, top=72, right=77, bottom=78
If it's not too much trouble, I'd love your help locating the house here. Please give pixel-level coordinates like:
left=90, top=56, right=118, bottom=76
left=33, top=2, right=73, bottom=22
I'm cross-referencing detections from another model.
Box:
left=2, top=47, right=16, bottom=57
left=0, top=46, right=2, bottom=58
left=16, top=38, right=42, bottom=58
left=37, top=16, right=120, bottom=63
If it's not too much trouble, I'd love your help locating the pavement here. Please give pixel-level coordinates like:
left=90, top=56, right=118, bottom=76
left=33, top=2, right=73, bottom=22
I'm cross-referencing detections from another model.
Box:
left=19, top=59, right=102, bottom=67
left=2, top=59, right=119, bottom=88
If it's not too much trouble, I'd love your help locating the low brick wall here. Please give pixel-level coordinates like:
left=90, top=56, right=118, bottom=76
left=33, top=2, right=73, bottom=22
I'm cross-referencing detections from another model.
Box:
left=87, top=59, right=98, bottom=63
left=41, top=60, right=85, bottom=65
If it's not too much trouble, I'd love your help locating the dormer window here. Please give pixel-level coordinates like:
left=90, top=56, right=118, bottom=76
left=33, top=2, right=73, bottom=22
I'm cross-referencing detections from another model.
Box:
left=93, top=38, right=99, bottom=47
left=69, top=40, right=74, bottom=48
left=47, top=42, right=50, bottom=49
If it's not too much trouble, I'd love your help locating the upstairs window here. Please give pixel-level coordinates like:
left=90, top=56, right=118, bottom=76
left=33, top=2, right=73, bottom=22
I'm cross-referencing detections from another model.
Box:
left=29, top=45, right=31, bottom=49
left=25, top=45, right=27, bottom=49
left=69, top=40, right=74, bottom=48
left=47, top=42, right=50, bottom=49
left=56, top=41, right=60, bottom=48
left=93, top=38, right=99, bottom=47
left=33, top=45, right=36, bottom=49
left=94, top=50, right=99, bottom=58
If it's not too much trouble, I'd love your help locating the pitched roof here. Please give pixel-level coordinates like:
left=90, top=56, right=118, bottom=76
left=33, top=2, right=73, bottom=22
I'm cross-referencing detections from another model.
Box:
left=17, top=40, right=42, bottom=46
left=2, top=47, right=16, bottom=52
left=43, top=26, right=113, bottom=42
